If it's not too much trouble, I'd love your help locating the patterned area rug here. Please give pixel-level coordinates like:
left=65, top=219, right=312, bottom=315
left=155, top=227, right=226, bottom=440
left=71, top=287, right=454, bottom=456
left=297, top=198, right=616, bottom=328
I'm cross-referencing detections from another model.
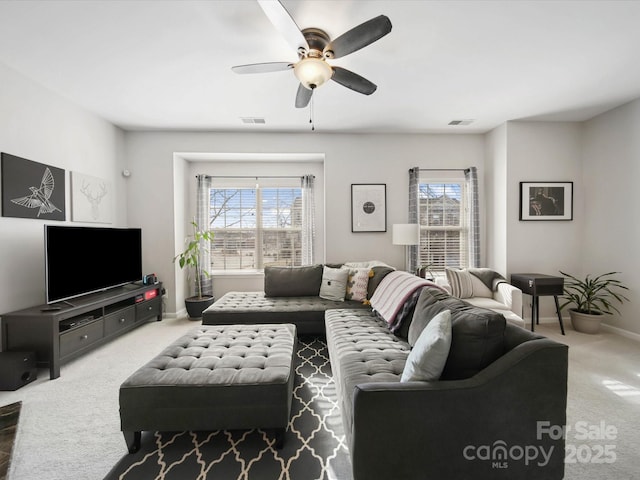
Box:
left=105, top=336, right=352, bottom=480
left=0, top=402, right=21, bottom=480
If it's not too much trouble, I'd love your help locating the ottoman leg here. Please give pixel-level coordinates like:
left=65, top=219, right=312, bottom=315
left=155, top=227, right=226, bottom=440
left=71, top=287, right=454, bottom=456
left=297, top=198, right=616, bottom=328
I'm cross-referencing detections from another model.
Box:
left=123, top=431, right=141, bottom=454
left=274, top=428, right=285, bottom=449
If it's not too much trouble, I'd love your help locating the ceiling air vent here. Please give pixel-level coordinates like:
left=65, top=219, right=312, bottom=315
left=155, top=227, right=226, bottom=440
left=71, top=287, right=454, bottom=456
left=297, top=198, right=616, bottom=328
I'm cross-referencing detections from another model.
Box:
left=241, top=117, right=266, bottom=124
left=448, top=119, right=474, bottom=126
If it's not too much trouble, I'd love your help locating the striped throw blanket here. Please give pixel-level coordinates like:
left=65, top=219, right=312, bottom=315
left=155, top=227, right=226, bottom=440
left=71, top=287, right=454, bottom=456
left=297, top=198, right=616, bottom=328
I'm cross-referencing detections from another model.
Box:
left=370, top=271, right=445, bottom=326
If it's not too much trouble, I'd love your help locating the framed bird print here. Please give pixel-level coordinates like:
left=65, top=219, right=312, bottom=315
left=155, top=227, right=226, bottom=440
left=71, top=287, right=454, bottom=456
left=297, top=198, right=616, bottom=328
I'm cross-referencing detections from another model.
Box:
left=1, top=152, right=65, bottom=220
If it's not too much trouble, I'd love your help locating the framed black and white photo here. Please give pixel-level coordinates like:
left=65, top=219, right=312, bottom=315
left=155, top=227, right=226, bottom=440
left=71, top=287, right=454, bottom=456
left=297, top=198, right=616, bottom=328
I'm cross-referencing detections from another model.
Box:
left=351, top=183, right=386, bottom=232
left=1, top=152, right=65, bottom=220
left=519, top=181, right=573, bottom=221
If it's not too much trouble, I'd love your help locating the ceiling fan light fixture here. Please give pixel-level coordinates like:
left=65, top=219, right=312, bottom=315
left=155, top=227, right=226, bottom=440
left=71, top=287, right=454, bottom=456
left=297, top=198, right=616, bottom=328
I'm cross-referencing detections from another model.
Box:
left=294, top=57, right=332, bottom=90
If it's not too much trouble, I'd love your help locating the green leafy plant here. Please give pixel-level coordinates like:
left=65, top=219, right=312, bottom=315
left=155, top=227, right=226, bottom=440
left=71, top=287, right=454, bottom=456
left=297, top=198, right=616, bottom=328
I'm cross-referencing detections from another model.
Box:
left=173, top=220, right=214, bottom=299
left=559, top=271, right=629, bottom=315
left=416, top=263, right=435, bottom=279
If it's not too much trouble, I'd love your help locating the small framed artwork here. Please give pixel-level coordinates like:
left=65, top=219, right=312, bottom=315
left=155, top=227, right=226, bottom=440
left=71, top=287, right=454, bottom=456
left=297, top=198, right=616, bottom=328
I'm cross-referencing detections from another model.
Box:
left=351, top=183, right=387, bottom=232
left=519, top=181, right=573, bottom=221
left=71, top=171, right=112, bottom=224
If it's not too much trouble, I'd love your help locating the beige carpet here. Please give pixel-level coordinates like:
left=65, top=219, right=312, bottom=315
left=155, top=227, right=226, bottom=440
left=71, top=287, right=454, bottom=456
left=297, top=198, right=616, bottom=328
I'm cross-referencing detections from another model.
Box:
left=0, top=317, right=638, bottom=479
left=537, top=323, right=640, bottom=479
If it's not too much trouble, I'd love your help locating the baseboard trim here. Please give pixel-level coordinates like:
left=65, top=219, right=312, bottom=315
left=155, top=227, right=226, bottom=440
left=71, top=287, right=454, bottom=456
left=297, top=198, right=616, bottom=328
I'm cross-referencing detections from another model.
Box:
left=535, top=316, right=640, bottom=341
left=600, top=323, right=640, bottom=342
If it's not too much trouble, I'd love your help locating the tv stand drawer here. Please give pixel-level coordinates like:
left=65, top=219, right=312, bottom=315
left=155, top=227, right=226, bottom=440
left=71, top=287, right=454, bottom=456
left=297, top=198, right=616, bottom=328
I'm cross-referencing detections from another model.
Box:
left=60, top=319, right=104, bottom=358
left=136, top=297, right=161, bottom=322
left=104, top=306, right=136, bottom=336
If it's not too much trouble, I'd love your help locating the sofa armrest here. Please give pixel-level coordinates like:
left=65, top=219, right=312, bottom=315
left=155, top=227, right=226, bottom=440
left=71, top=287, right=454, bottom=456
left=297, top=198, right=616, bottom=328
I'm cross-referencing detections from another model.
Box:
left=494, top=281, right=523, bottom=316
left=349, top=339, right=567, bottom=480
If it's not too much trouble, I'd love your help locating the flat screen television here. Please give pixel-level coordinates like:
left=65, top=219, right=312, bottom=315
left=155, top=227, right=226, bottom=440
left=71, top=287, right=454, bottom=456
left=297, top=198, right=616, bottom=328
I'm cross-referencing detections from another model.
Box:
left=45, top=225, right=142, bottom=304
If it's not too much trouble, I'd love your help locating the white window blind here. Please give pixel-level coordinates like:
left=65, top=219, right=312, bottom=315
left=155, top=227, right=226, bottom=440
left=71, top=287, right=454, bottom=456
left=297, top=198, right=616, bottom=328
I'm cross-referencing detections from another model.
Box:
left=209, top=178, right=303, bottom=270
left=418, top=171, right=469, bottom=272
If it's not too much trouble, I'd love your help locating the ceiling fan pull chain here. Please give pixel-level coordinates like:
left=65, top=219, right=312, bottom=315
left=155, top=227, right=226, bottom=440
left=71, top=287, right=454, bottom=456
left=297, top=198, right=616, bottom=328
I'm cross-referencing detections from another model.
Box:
left=310, top=95, right=315, bottom=131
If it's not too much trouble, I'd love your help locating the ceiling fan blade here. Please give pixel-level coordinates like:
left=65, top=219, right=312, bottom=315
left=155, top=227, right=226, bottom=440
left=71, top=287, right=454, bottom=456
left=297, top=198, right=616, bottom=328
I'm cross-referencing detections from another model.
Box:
left=257, top=0, right=309, bottom=53
left=295, top=83, right=313, bottom=108
left=231, top=62, right=294, bottom=74
left=331, top=67, right=377, bottom=95
left=326, top=15, right=392, bottom=59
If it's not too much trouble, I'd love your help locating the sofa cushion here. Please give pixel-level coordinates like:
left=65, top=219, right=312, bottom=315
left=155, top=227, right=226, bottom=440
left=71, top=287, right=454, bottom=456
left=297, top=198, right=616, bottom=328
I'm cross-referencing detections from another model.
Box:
left=366, top=265, right=395, bottom=299
left=445, top=267, right=474, bottom=298
left=401, top=310, right=452, bottom=382
left=342, top=266, right=371, bottom=302
left=469, top=274, right=493, bottom=298
left=408, top=287, right=506, bottom=380
left=319, top=266, right=349, bottom=301
left=325, top=309, right=409, bottom=440
left=264, top=264, right=323, bottom=297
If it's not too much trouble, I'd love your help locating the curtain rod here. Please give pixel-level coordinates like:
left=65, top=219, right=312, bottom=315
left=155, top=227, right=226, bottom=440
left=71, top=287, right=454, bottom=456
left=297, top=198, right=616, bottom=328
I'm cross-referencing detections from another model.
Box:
left=411, top=168, right=469, bottom=172
left=197, top=174, right=314, bottom=179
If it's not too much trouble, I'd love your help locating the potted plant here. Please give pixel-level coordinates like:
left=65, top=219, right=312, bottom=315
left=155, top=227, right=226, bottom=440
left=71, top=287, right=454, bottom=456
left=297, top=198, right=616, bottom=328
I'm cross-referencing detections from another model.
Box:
left=415, top=264, right=435, bottom=281
left=559, top=271, right=629, bottom=334
left=174, top=220, right=215, bottom=319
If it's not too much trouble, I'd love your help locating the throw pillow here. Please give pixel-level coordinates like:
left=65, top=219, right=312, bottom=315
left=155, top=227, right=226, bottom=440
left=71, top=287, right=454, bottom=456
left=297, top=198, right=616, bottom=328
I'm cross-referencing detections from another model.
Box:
left=408, top=287, right=506, bottom=380
left=264, top=265, right=323, bottom=297
left=341, top=266, right=370, bottom=302
left=401, top=310, right=452, bottom=382
left=319, top=266, right=349, bottom=301
left=446, top=267, right=474, bottom=299
left=367, top=265, right=395, bottom=299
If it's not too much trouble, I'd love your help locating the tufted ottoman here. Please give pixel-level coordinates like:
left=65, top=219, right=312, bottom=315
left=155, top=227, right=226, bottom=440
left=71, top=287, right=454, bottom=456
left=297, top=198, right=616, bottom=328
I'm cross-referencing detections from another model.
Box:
left=119, top=323, right=297, bottom=453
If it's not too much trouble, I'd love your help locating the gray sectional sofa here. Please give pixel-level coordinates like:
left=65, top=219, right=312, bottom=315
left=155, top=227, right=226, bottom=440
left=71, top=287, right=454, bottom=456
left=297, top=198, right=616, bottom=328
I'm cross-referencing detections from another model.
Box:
left=202, top=264, right=569, bottom=480
left=202, top=263, right=389, bottom=334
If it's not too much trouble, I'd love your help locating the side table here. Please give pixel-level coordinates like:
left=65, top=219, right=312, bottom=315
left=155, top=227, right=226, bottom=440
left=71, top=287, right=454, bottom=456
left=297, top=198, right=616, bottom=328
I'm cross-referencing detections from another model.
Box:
left=510, top=273, right=565, bottom=335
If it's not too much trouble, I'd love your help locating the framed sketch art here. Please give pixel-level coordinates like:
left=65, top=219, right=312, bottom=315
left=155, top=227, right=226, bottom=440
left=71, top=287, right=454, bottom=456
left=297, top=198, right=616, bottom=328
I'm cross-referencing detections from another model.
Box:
left=519, top=181, right=573, bottom=221
left=351, top=183, right=386, bottom=232
left=71, top=171, right=112, bottom=223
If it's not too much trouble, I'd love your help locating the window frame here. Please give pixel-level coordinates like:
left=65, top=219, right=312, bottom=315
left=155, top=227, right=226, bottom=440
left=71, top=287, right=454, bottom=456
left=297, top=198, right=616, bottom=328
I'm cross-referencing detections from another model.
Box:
left=208, top=180, right=304, bottom=272
left=417, top=172, right=470, bottom=273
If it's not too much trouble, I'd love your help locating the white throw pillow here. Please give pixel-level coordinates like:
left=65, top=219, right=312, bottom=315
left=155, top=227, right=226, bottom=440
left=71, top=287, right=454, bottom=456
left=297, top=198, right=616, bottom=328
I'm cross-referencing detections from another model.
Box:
left=401, top=310, right=452, bottom=382
left=341, top=266, right=371, bottom=302
left=446, top=268, right=474, bottom=299
left=319, top=266, right=349, bottom=301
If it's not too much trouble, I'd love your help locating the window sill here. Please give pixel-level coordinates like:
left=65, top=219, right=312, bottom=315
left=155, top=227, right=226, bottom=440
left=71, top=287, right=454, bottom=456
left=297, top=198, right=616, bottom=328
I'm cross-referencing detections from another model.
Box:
left=211, top=270, right=264, bottom=278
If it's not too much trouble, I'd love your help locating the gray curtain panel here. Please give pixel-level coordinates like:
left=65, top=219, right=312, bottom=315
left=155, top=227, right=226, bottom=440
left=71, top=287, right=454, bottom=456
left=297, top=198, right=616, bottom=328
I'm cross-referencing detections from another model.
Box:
left=196, top=174, right=213, bottom=296
left=465, top=166, right=480, bottom=268
left=408, top=167, right=420, bottom=273
left=301, top=174, right=316, bottom=266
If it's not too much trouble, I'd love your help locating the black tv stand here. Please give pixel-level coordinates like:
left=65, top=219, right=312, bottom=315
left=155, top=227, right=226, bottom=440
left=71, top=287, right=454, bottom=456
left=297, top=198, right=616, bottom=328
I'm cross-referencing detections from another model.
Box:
left=1, top=282, right=163, bottom=379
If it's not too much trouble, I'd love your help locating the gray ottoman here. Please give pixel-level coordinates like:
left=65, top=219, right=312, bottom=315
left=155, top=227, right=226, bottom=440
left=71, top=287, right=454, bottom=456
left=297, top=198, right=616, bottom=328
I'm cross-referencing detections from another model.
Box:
left=119, top=323, right=297, bottom=453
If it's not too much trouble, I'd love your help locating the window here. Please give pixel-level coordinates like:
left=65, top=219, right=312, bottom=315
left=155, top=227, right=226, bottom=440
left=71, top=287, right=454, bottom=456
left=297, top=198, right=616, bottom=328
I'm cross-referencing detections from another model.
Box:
left=208, top=180, right=303, bottom=270
left=418, top=173, right=469, bottom=272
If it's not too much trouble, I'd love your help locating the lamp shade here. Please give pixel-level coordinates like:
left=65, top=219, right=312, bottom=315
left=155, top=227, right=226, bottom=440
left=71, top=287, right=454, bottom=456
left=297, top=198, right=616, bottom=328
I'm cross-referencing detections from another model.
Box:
left=392, top=224, right=420, bottom=245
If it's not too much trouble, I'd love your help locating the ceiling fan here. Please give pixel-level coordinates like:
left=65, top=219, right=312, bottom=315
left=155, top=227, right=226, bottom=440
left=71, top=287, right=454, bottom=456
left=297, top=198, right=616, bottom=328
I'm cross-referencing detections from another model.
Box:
left=231, top=0, right=392, bottom=109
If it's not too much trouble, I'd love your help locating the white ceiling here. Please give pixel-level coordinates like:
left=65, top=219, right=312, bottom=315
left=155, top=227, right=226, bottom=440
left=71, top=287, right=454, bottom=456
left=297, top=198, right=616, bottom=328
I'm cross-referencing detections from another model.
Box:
left=1, top=0, right=639, bottom=134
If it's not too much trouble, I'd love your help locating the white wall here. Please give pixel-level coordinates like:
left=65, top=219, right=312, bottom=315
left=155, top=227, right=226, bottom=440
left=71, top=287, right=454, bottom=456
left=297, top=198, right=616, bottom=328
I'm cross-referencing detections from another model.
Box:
left=504, top=121, right=584, bottom=321
left=484, top=123, right=508, bottom=273
left=582, top=99, right=640, bottom=334
left=0, top=63, right=126, bottom=314
left=124, top=131, right=485, bottom=315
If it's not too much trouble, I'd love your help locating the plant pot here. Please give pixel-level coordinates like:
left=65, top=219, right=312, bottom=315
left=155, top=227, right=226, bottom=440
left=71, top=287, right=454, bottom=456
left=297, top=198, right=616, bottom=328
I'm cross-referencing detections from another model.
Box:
left=569, top=309, right=604, bottom=334
left=185, top=295, right=215, bottom=319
